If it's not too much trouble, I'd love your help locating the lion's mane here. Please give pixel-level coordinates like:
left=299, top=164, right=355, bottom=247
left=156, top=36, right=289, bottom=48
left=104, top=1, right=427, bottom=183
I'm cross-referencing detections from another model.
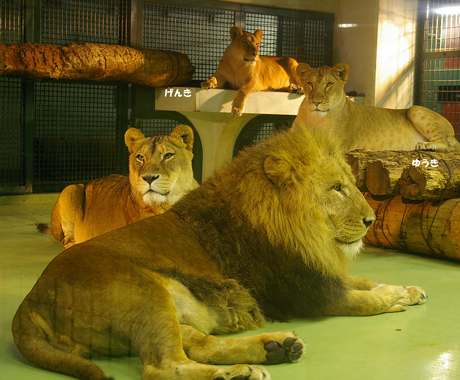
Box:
left=172, top=128, right=349, bottom=318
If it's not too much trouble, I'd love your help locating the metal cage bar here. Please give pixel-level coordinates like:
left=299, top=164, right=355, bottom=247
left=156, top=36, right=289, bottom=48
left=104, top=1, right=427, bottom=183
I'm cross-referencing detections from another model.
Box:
left=0, top=0, right=333, bottom=195
left=233, top=115, right=295, bottom=157
left=416, top=0, right=460, bottom=138
left=142, top=1, right=334, bottom=81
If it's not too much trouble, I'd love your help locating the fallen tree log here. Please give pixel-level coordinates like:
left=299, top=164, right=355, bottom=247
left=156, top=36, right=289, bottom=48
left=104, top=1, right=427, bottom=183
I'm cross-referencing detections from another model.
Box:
left=347, top=150, right=460, bottom=199
left=363, top=193, right=460, bottom=260
left=346, top=150, right=416, bottom=194
left=399, top=153, right=460, bottom=200
left=346, top=150, right=374, bottom=192
left=364, top=153, right=413, bottom=196
left=0, top=42, right=194, bottom=87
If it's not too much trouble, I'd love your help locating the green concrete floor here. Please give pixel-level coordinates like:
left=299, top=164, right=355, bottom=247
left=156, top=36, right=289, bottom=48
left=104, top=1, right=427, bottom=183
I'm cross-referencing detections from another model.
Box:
left=1, top=194, right=460, bottom=380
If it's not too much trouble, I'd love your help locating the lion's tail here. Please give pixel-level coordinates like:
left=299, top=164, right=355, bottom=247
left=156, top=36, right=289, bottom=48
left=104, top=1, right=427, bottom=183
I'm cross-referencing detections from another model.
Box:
left=36, top=223, right=53, bottom=235
left=12, top=299, right=112, bottom=380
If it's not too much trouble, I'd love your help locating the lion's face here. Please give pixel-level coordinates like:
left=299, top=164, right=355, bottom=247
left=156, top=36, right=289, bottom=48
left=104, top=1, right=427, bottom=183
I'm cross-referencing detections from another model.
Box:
left=282, top=145, right=375, bottom=260
left=235, top=128, right=375, bottom=273
left=125, top=125, right=197, bottom=206
left=228, top=26, right=263, bottom=66
left=296, top=62, right=350, bottom=116
left=313, top=160, right=375, bottom=259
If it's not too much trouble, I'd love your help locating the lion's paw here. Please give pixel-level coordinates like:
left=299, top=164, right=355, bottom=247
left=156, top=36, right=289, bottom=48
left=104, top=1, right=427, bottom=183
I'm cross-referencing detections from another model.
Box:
left=406, top=285, right=428, bottom=305
left=263, top=335, right=305, bottom=364
left=201, top=80, right=216, bottom=90
left=214, top=364, right=270, bottom=380
left=288, top=84, right=304, bottom=94
left=372, top=284, right=410, bottom=313
left=416, top=141, right=437, bottom=151
left=232, top=106, right=243, bottom=117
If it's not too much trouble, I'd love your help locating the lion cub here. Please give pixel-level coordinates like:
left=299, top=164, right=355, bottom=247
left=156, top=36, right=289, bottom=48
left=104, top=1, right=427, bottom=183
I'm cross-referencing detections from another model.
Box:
left=38, top=125, right=199, bottom=248
left=293, top=62, right=460, bottom=152
left=201, top=26, right=301, bottom=116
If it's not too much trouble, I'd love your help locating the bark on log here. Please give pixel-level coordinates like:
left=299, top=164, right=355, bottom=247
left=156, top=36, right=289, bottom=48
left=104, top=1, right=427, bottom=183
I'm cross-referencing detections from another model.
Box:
left=363, top=193, right=460, bottom=260
left=347, top=150, right=460, bottom=199
left=399, top=153, right=460, bottom=200
left=365, top=155, right=410, bottom=196
left=345, top=150, right=413, bottom=194
left=0, top=42, right=194, bottom=87
left=346, top=150, right=373, bottom=191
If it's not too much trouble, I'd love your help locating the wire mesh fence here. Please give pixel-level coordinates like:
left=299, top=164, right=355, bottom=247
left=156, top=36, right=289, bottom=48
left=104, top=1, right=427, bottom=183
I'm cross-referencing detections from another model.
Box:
left=142, top=1, right=334, bottom=81
left=419, top=0, right=460, bottom=137
left=0, top=0, right=333, bottom=195
left=233, top=115, right=295, bottom=157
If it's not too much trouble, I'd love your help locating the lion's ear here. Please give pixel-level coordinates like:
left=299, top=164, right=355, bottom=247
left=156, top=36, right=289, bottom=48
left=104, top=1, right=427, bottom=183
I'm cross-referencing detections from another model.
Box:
left=332, top=62, right=350, bottom=83
left=254, top=29, right=263, bottom=41
left=170, top=125, right=195, bottom=151
left=296, top=63, right=312, bottom=81
left=124, top=128, right=145, bottom=154
left=264, top=155, right=295, bottom=189
left=230, top=26, right=243, bottom=40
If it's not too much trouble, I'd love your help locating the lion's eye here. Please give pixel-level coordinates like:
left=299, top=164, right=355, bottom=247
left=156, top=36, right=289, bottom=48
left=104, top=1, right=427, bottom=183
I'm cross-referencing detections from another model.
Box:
left=136, top=154, right=144, bottom=163
left=334, top=183, right=346, bottom=196
left=307, top=82, right=313, bottom=88
left=326, top=82, right=333, bottom=88
left=163, top=153, right=174, bottom=161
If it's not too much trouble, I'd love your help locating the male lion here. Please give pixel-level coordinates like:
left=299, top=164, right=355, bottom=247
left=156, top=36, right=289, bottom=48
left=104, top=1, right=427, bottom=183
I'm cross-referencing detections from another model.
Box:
left=201, top=26, right=301, bottom=116
left=13, top=127, right=427, bottom=380
left=293, top=62, right=460, bottom=152
left=38, top=125, right=199, bottom=248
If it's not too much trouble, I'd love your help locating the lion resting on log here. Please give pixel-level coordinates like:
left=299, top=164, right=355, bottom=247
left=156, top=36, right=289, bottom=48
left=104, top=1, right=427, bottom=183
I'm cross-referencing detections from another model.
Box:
left=294, top=62, right=460, bottom=152
left=38, top=125, right=199, bottom=248
left=13, top=127, right=427, bottom=380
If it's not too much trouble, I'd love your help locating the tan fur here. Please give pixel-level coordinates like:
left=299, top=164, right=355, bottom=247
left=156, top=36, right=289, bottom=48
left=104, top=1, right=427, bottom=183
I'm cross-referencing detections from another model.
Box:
left=201, top=26, right=301, bottom=116
left=13, top=127, right=426, bottom=380
left=43, top=125, right=199, bottom=248
left=293, top=62, right=460, bottom=152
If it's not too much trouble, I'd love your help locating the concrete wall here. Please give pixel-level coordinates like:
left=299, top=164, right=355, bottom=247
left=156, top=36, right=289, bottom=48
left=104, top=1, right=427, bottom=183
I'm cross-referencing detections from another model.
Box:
left=334, top=0, right=417, bottom=108
left=334, top=0, right=379, bottom=104
left=214, top=0, right=417, bottom=108
left=375, top=0, right=417, bottom=108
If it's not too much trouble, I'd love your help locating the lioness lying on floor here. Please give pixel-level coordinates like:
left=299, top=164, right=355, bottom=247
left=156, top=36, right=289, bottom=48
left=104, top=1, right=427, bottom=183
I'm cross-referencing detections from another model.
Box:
left=293, top=62, right=460, bottom=152
left=14, top=126, right=427, bottom=380
left=201, top=26, right=301, bottom=116
left=38, top=125, right=199, bottom=248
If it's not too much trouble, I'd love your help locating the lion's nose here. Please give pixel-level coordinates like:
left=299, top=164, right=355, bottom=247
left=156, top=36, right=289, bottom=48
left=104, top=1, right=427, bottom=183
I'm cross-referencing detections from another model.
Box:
left=142, top=175, right=159, bottom=184
left=313, top=101, right=323, bottom=107
left=363, top=216, right=375, bottom=229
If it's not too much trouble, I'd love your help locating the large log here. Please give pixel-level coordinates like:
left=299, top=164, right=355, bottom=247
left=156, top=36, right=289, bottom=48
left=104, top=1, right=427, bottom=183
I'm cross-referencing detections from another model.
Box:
left=347, top=150, right=460, bottom=199
left=363, top=193, right=460, bottom=260
left=346, top=150, right=415, bottom=194
left=399, top=153, right=460, bottom=200
left=346, top=150, right=371, bottom=191
left=0, top=42, right=194, bottom=87
left=364, top=152, right=413, bottom=196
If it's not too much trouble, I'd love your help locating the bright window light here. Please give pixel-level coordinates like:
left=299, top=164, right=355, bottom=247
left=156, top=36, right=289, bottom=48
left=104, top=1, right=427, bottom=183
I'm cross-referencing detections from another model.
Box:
left=338, top=23, right=358, bottom=28
left=435, top=6, right=460, bottom=15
